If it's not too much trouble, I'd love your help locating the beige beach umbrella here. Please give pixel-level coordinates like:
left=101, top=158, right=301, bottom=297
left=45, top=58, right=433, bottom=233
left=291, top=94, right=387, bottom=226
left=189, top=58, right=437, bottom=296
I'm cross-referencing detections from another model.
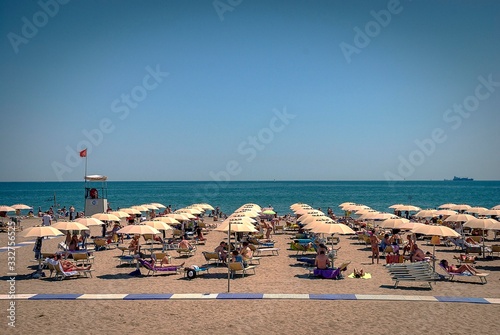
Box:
left=52, top=221, right=89, bottom=232
left=0, top=205, right=15, bottom=212
left=140, top=204, right=159, bottom=210
left=411, top=224, right=460, bottom=269
left=110, top=211, right=130, bottom=218
left=215, top=219, right=258, bottom=233
left=443, top=214, right=475, bottom=223
left=311, top=223, right=355, bottom=235
left=379, top=218, right=410, bottom=229
left=11, top=204, right=32, bottom=210
left=121, top=208, right=142, bottom=215
left=176, top=208, right=202, bottom=215
left=303, top=217, right=335, bottom=230
left=228, top=213, right=257, bottom=223
left=399, top=221, right=422, bottom=231
left=24, top=226, right=64, bottom=273
left=415, top=209, right=437, bottom=218
left=91, top=213, right=120, bottom=222
left=394, top=205, right=421, bottom=212
left=153, top=217, right=180, bottom=225
left=438, top=203, right=456, bottom=210
left=25, top=226, right=64, bottom=238
left=434, top=209, right=458, bottom=217
left=450, top=204, right=471, bottom=212
left=389, top=204, right=404, bottom=209
left=372, top=212, right=399, bottom=221
left=311, top=223, right=354, bottom=266
left=464, top=218, right=500, bottom=258
left=174, top=211, right=196, bottom=219
left=492, top=205, right=500, bottom=210
left=466, top=207, right=488, bottom=215
left=298, top=214, right=328, bottom=225
left=116, top=224, right=160, bottom=235
left=166, top=213, right=190, bottom=221
left=192, top=203, right=214, bottom=211
left=75, top=217, right=104, bottom=226
left=357, top=212, right=380, bottom=221
left=339, top=202, right=355, bottom=208
left=131, top=205, right=149, bottom=212
left=481, top=209, right=500, bottom=217
left=354, top=209, right=378, bottom=216
left=150, top=203, right=166, bottom=209
left=294, top=208, right=324, bottom=216
left=412, top=224, right=460, bottom=237
left=233, top=210, right=260, bottom=218
left=143, top=220, right=172, bottom=232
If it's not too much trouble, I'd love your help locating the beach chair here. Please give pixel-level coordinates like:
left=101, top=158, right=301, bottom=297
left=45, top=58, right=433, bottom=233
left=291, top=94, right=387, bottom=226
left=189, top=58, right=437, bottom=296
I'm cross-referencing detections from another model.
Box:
left=386, top=262, right=441, bottom=289
left=71, top=252, right=94, bottom=266
left=45, top=258, right=93, bottom=280
left=253, top=247, right=279, bottom=256
left=491, top=245, right=500, bottom=257
left=438, top=264, right=488, bottom=284
left=228, top=262, right=256, bottom=279
left=94, top=238, right=111, bottom=251
left=176, top=246, right=196, bottom=257
left=138, top=258, right=182, bottom=276
left=453, top=254, right=476, bottom=264
left=202, top=251, right=220, bottom=265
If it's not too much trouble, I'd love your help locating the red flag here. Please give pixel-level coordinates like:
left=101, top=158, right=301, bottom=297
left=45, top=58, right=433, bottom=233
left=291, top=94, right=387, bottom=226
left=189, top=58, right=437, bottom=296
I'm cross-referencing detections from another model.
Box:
left=79, top=149, right=87, bottom=157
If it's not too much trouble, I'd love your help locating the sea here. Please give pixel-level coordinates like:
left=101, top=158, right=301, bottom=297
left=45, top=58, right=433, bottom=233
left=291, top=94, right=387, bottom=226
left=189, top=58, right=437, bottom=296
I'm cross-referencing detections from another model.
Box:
left=1, top=181, right=499, bottom=216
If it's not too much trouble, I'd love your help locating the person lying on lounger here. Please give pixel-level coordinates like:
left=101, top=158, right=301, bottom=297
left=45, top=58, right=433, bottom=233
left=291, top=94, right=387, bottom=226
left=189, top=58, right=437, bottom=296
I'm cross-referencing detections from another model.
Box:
left=54, top=254, right=91, bottom=271
left=151, top=257, right=185, bottom=269
left=439, top=259, right=481, bottom=275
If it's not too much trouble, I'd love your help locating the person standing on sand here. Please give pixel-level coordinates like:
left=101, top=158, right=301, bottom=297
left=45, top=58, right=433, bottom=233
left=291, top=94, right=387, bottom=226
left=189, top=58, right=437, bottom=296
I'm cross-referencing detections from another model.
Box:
left=369, top=229, right=380, bottom=264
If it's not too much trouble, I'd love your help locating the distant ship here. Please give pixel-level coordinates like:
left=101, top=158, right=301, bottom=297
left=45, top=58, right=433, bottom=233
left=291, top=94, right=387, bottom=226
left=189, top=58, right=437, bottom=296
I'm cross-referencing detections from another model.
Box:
left=445, top=176, right=474, bottom=181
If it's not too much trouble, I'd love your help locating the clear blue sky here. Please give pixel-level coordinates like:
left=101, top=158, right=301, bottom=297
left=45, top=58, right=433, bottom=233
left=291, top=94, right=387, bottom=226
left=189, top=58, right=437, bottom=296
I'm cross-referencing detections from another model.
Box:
left=1, top=0, right=499, bottom=182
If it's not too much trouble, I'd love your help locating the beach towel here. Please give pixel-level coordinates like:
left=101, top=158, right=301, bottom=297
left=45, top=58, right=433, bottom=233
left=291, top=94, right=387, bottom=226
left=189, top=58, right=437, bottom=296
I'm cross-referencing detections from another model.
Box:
left=348, top=273, right=372, bottom=279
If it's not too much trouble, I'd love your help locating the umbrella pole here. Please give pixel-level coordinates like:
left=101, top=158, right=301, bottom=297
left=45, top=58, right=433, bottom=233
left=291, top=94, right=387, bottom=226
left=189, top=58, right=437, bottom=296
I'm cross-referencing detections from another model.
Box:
left=227, top=222, right=231, bottom=293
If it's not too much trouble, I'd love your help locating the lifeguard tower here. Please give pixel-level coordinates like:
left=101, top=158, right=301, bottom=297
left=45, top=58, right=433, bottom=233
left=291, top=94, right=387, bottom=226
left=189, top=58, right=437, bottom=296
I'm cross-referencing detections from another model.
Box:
left=84, top=174, right=108, bottom=216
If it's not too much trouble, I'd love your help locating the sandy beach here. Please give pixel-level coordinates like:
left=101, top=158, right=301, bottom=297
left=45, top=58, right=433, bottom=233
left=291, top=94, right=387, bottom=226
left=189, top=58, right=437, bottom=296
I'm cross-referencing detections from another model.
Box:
left=2, top=217, right=500, bottom=334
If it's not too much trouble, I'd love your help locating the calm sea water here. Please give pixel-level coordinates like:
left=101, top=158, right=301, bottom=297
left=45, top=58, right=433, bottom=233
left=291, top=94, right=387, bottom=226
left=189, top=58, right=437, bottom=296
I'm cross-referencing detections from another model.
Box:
left=1, top=181, right=499, bottom=215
